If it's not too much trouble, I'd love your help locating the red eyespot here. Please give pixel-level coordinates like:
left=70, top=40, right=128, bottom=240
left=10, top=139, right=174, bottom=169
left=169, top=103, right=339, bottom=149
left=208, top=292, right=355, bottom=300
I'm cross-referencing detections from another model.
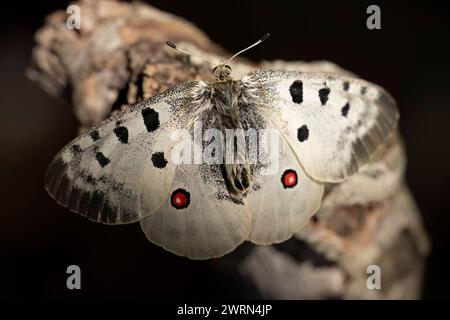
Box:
left=281, top=169, right=298, bottom=189
left=170, top=188, right=190, bottom=209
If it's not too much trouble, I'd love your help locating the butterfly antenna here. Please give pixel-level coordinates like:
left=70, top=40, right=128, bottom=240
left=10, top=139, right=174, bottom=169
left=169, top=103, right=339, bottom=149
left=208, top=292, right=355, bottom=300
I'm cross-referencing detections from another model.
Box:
left=166, top=41, right=218, bottom=66
left=226, top=33, right=270, bottom=63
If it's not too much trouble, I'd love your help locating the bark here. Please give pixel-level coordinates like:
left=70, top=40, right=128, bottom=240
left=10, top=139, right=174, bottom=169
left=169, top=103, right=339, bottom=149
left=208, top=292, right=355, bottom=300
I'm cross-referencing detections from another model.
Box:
left=28, top=0, right=430, bottom=299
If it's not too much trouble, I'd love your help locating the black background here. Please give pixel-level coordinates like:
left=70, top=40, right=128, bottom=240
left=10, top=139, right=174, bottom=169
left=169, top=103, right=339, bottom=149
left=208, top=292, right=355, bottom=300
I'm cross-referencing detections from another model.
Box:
left=1, top=0, right=449, bottom=299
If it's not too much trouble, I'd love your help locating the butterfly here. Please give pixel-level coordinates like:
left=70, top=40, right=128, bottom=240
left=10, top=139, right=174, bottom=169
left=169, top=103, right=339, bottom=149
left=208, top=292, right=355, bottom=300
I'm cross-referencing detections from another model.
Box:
left=45, top=34, right=398, bottom=259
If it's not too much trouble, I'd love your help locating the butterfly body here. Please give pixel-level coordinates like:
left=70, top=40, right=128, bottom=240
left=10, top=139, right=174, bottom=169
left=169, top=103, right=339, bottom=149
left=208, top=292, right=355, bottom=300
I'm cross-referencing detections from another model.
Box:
left=203, top=66, right=260, bottom=194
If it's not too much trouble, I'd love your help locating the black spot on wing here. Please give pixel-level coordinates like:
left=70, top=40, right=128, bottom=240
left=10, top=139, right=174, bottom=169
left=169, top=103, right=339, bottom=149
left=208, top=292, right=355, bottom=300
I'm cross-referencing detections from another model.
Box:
left=151, top=152, right=167, bottom=168
left=343, top=81, right=350, bottom=91
left=90, top=130, right=100, bottom=141
left=341, top=102, right=350, bottom=117
left=319, top=88, right=330, bottom=105
left=95, top=152, right=110, bottom=167
left=289, top=80, right=303, bottom=104
left=297, top=125, right=309, bottom=142
left=142, top=108, right=160, bottom=132
left=113, top=126, right=129, bottom=144
left=71, top=144, right=81, bottom=153
left=361, top=86, right=367, bottom=95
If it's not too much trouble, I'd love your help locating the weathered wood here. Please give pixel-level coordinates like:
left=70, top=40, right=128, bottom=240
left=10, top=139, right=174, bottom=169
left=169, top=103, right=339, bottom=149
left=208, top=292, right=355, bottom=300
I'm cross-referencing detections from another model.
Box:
left=28, top=0, right=429, bottom=299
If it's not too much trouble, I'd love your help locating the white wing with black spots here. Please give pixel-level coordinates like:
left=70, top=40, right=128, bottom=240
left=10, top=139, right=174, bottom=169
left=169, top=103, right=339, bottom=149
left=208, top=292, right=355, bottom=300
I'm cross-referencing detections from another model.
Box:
left=245, top=69, right=399, bottom=183
left=45, top=81, right=204, bottom=224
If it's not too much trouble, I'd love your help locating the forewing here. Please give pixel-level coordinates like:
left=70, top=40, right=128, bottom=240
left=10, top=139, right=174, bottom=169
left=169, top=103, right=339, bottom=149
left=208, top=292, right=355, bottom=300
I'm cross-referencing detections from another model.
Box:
left=245, top=69, right=399, bottom=183
left=45, top=81, right=202, bottom=224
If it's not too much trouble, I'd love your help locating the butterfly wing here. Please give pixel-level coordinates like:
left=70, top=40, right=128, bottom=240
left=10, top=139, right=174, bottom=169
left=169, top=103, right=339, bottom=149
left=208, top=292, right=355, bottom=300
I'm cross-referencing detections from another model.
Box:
left=245, top=69, right=399, bottom=183
left=140, top=164, right=251, bottom=259
left=45, top=81, right=202, bottom=224
left=245, top=132, right=324, bottom=245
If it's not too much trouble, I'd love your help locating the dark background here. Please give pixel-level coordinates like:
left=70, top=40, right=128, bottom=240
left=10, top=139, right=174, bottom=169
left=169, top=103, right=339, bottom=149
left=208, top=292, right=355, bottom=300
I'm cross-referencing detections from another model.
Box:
left=1, top=0, right=449, bottom=299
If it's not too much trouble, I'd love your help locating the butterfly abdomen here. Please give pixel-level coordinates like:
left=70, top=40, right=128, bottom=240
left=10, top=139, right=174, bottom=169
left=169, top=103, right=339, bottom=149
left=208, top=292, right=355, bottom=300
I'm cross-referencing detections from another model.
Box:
left=210, top=81, right=252, bottom=194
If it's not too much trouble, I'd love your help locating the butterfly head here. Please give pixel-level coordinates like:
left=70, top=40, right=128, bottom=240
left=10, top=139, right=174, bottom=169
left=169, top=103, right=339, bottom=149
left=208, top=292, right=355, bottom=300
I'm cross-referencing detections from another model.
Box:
left=213, top=64, right=232, bottom=82
left=166, top=33, right=270, bottom=83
